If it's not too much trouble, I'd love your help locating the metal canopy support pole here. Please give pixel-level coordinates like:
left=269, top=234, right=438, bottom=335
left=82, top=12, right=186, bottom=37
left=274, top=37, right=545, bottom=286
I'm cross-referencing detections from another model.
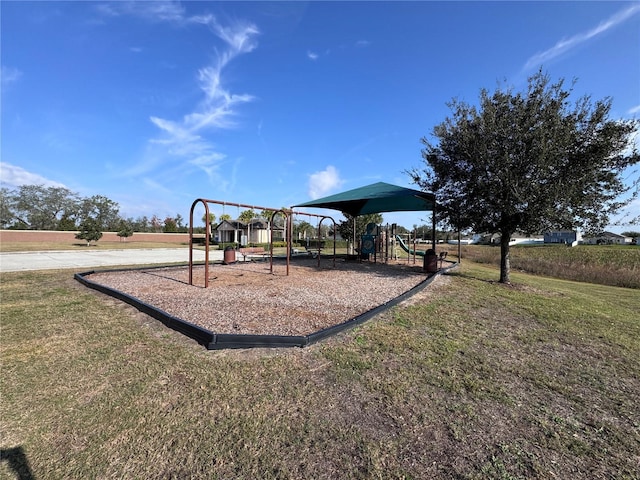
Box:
left=432, top=204, right=437, bottom=252
left=352, top=216, right=356, bottom=256
left=412, top=229, right=416, bottom=265
left=287, top=210, right=291, bottom=275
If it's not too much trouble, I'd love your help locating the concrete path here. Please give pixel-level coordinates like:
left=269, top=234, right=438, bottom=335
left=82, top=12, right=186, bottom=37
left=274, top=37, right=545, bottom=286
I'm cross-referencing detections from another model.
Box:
left=0, top=248, right=225, bottom=272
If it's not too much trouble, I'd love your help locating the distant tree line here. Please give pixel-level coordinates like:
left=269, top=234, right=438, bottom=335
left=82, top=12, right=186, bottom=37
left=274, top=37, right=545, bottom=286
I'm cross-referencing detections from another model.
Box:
left=2, top=185, right=468, bottom=243
left=0, top=185, right=190, bottom=235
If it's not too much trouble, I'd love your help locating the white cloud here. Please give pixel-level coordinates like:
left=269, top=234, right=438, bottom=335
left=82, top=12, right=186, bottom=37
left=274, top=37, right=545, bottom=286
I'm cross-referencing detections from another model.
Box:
left=98, top=1, right=185, bottom=23
left=628, top=105, right=640, bottom=115
left=195, top=16, right=259, bottom=55
left=138, top=1, right=185, bottom=22
left=1, top=65, right=22, bottom=87
left=307, top=51, right=319, bottom=61
left=523, top=4, right=640, bottom=71
left=142, top=177, right=173, bottom=195
left=149, top=116, right=197, bottom=143
left=0, top=162, right=67, bottom=188
left=355, top=40, right=370, bottom=48
left=308, top=165, right=343, bottom=199
left=113, top=7, right=259, bottom=184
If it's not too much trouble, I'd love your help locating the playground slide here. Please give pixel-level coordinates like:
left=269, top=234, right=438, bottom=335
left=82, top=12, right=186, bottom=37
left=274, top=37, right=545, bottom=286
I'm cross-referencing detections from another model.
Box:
left=395, top=235, right=427, bottom=256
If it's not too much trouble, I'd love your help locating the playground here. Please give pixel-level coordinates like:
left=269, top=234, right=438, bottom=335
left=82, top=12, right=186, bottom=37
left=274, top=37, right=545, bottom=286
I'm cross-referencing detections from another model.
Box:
left=82, top=256, right=432, bottom=338
left=76, top=182, right=447, bottom=348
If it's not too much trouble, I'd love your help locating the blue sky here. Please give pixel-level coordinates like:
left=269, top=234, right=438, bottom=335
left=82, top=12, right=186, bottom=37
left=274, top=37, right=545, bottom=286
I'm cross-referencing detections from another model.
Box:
left=2, top=1, right=639, bottom=232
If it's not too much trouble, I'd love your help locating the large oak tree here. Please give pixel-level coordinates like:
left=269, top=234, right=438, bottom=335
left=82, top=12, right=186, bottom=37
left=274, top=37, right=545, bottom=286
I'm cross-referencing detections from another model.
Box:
left=1, top=185, right=121, bottom=231
left=409, top=72, right=639, bottom=283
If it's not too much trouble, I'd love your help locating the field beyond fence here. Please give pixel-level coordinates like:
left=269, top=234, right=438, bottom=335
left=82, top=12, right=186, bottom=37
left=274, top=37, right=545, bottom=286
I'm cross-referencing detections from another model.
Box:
left=438, top=244, right=639, bottom=289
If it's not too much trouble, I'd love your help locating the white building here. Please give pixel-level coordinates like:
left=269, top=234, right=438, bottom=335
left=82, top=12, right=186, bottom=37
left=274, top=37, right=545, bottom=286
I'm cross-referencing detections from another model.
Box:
left=582, top=231, right=633, bottom=245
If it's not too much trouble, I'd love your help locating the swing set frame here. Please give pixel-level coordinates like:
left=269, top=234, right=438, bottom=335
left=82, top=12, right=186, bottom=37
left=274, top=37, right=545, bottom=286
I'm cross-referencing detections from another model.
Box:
left=189, top=198, right=336, bottom=287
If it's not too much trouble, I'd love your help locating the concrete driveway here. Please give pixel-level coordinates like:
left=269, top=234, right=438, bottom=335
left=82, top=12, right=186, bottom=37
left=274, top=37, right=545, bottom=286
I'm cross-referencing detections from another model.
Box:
left=0, top=248, right=225, bottom=272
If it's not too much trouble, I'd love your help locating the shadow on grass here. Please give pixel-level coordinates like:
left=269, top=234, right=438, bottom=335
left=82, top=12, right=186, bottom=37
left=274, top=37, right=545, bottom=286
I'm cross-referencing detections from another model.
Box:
left=444, top=268, right=521, bottom=288
left=441, top=268, right=494, bottom=283
left=1, top=446, right=35, bottom=480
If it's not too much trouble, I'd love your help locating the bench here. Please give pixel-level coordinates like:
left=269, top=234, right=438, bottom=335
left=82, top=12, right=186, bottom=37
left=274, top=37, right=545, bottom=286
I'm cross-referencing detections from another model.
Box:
left=302, top=241, right=326, bottom=258
left=238, top=247, right=269, bottom=261
left=305, top=245, right=326, bottom=258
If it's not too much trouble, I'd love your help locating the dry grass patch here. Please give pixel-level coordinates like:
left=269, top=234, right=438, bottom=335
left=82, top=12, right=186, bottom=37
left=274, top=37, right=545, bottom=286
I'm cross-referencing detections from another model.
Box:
left=442, top=244, right=640, bottom=289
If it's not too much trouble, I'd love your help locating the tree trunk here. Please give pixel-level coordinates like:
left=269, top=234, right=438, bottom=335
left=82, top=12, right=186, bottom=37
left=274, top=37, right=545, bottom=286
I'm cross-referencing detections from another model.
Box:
left=499, top=231, right=511, bottom=284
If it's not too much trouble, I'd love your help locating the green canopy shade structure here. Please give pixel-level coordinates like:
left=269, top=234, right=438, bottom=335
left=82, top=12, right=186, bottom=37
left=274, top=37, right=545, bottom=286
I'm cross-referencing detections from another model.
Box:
left=293, top=182, right=435, bottom=217
left=294, top=182, right=437, bottom=251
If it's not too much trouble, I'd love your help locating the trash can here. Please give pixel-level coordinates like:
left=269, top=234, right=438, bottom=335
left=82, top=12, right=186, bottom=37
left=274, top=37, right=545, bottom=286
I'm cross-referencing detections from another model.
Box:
left=223, top=246, right=236, bottom=265
left=424, top=249, right=438, bottom=273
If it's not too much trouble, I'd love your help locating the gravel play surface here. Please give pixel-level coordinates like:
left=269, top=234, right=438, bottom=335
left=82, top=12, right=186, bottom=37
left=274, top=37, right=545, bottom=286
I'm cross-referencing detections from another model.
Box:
left=86, top=257, right=430, bottom=336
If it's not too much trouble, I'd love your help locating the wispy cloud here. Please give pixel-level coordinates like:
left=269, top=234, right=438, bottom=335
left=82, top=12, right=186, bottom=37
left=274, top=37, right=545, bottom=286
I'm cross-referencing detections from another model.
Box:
left=96, top=1, right=185, bottom=23
left=142, top=177, right=173, bottom=195
left=628, top=105, right=640, bottom=115
left=103, top=4, right=260, bottom=187
left=191, top=14, right=258, bottom=54
left=523, top=4, right=640, bottom=71
left=1, top=65, right=23, bottom=87
left=308, top=165, right=344, bottom=199
left=0, top=162, right=67, bottom=188
left=308, top=39, right=368, bottom=61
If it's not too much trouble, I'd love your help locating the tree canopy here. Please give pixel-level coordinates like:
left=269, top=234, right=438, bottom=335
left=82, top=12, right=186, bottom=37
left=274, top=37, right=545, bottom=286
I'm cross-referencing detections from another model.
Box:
left=1, top=185, right=121, bottom=231
left=409, top=71, right=639, bottom=283
left=1, top=185, right=80, bottom=230
left=75, top=218, right=103, bottom=246
left=238, top=209, right=257, bottom=223
left=293, top=220, right=315, bottom=240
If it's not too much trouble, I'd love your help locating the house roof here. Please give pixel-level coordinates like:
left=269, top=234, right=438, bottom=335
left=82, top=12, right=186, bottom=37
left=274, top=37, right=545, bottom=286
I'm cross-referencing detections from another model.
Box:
left=600, top=231, right=625, bottom=238
left=216, top=220, right=243, bottom=230
left=293, top=182, right=435, bottom=217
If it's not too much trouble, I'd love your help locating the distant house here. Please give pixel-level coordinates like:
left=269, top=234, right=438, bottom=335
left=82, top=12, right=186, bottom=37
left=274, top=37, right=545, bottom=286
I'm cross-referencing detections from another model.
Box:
left=215, top=218, right=284, bottom=245
left=509, top=233, right=544, bottom=245
left=582, top=231, right=633, bottom=245
left=544, top=230, right=582, bottom=246
left=473, top=232, right=543, bottom=246
left=447, top=233, right=482, bottom=245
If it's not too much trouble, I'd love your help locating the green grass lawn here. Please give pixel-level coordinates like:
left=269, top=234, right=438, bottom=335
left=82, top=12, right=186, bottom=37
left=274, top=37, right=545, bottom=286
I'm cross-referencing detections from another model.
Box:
left=1, top=262, right=639, bottom=479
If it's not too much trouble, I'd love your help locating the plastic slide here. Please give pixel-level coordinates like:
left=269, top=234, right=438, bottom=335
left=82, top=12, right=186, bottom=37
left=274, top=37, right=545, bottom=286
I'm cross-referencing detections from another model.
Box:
left=395, top=235, right=426, bottom=256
